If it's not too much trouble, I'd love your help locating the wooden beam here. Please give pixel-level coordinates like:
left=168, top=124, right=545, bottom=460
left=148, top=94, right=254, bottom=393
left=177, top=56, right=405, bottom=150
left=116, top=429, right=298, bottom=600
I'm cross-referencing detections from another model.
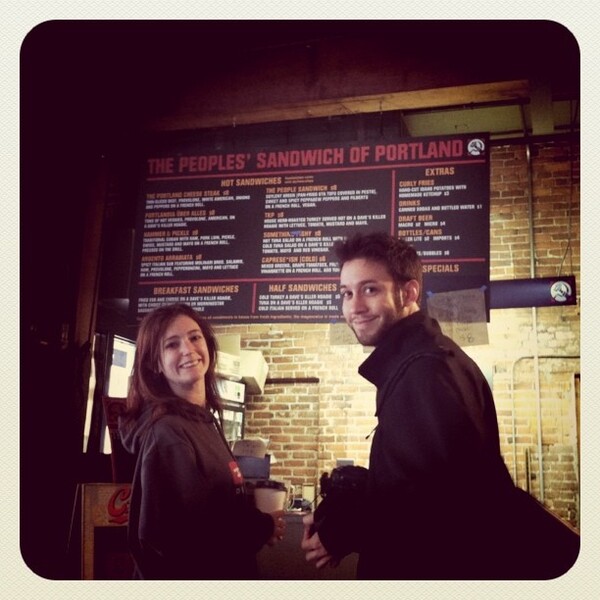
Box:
left=148, top=80, right=530, bottom=131
left=74, top=161, right=107, bottom=348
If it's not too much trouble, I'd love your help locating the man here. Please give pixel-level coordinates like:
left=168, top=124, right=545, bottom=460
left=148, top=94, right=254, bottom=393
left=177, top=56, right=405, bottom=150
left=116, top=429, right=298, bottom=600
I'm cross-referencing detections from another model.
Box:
left=301, top=232, right=577, bottom=579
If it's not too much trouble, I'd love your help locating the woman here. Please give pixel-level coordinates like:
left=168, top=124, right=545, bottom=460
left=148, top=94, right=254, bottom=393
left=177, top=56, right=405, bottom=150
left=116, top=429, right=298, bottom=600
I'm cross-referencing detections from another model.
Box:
left=119, top=303, right=284, bottom=579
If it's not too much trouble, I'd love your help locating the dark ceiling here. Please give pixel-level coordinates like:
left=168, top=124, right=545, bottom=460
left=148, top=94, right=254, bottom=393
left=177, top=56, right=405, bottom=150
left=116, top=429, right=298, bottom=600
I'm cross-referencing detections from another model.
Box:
left=21, top=20, right=580, bottom=152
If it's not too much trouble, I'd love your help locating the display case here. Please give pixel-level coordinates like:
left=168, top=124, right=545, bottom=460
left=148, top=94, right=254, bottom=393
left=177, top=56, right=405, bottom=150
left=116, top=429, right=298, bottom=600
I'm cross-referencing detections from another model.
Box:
left=217, top=377, right=245, bottom=443
left=221, top=401, right=245, bottom=443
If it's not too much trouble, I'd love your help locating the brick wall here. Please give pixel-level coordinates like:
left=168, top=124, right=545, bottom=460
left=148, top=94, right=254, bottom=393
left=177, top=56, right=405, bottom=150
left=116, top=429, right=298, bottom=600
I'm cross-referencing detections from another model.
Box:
left=487, top=140, right=581, bottom=526
left=215, top=139, right=581, bottom=527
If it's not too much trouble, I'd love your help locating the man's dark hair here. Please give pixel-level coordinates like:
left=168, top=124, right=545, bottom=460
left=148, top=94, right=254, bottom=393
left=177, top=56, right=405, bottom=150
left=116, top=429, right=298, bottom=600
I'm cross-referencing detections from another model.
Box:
left=334, top=231, right=423, bottom=303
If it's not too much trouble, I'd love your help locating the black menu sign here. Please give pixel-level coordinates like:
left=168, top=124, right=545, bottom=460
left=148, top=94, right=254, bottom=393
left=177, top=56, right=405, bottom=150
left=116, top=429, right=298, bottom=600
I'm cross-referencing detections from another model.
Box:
left=130, top=133, right=490, bottom=323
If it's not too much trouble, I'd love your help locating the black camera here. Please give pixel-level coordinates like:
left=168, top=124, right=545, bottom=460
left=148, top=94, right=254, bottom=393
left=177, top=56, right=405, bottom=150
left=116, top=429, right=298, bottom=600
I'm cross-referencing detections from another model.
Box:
left=310, top=465, right=369, bottom=553
left=319, top=465, right=369, bottom=498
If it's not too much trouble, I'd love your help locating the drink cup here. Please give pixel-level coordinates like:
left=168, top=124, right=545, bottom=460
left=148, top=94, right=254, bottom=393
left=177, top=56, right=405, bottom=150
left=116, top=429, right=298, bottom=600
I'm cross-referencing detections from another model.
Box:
left=254, top=480, right=287, bottom=513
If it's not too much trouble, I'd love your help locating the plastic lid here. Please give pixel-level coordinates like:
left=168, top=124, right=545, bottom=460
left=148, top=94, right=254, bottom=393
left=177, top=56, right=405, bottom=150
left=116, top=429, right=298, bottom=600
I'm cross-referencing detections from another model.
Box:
left=254, top=479, right=286, bottom=491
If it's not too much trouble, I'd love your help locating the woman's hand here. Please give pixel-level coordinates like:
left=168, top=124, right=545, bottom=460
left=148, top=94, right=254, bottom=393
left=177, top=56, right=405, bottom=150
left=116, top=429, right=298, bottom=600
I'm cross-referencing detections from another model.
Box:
left=267, top=510, right=286, bottom=546
left=301, top=513, right=338, bottom=568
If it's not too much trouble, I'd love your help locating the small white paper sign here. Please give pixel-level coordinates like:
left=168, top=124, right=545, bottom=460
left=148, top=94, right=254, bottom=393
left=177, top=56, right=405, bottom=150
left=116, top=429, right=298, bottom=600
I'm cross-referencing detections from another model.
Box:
left=232, top=438, right=268, bottom=458
left=426, top=288, right=489, bottom=347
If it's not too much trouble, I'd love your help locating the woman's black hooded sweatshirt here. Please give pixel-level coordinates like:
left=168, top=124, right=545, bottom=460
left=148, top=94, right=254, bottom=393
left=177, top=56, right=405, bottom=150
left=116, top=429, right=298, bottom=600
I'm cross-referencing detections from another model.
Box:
left=120, top=401, right=273, bottom=579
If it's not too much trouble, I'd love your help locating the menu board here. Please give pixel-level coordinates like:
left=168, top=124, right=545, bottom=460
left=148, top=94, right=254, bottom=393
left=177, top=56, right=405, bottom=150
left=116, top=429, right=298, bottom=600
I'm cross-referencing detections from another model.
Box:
left=129, top=133, right=490, bottom=323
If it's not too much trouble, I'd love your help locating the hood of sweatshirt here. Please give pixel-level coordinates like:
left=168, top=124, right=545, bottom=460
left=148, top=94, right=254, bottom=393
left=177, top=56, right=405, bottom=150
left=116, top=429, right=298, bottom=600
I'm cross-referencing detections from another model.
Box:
left=118, top=400, right=216, bottom=455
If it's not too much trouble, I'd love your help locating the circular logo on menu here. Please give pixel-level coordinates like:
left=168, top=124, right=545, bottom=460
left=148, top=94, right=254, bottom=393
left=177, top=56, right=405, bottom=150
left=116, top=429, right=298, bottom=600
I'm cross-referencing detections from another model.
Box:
left=550, top=280, right=572, bottom=303
left=467, top=138, right=486, bottom=156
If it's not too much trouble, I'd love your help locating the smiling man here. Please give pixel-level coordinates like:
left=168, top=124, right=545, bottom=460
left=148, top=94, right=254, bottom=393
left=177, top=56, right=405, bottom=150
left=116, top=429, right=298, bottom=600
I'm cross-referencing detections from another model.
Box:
left=301, top=231, right=576, bottom=579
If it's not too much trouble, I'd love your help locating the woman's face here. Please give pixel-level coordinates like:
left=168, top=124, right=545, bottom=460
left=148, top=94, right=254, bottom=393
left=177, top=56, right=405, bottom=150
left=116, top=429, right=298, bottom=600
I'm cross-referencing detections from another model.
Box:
left=158, top=314, right=210, bottom=399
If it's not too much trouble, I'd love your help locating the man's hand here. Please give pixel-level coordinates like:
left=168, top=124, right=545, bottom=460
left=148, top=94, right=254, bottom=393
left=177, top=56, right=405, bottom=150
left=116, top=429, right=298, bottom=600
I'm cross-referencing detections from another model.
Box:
left=300, top=512, right=338, bottom=568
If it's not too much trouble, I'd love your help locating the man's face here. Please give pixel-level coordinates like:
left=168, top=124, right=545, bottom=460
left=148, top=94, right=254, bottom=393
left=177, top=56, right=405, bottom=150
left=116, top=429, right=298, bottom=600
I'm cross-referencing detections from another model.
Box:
left=340, top=258, right=404, bottom=346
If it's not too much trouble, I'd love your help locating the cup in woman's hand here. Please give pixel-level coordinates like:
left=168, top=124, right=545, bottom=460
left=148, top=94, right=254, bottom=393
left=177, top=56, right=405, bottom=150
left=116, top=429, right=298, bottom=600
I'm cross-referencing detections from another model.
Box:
left=254, top=480, right=287, bottom=513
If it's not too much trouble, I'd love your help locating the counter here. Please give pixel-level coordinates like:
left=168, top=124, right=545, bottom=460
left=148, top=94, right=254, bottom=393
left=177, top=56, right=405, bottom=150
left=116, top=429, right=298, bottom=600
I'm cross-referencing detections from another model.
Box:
left=257, top=511, right=358, bottom=580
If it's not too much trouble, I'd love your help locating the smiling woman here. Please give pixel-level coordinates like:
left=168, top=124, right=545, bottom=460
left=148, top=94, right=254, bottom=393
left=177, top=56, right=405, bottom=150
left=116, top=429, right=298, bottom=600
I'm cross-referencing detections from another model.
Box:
left=117, top=303, right=285, bottom=579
